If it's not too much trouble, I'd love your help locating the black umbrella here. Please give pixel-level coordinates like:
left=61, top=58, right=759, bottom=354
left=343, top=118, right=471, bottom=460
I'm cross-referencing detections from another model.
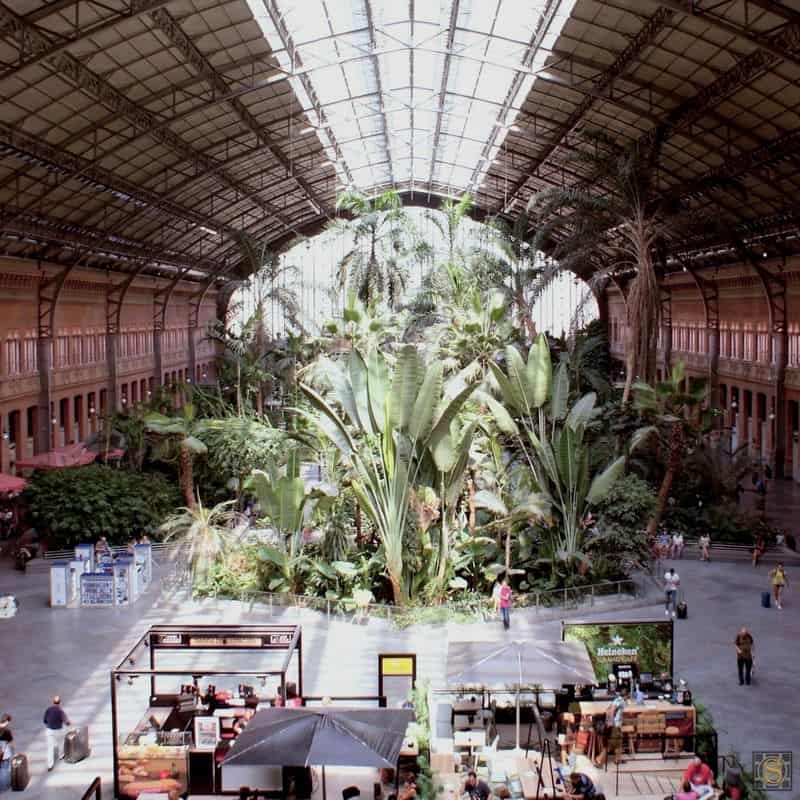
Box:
left=222, top=707, right=415, bottom=799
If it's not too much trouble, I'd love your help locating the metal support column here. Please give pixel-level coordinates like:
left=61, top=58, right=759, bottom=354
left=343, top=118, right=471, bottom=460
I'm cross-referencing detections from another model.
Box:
left=36, top=260, right=80, bottom=452
left=107, top=266, right=147, bottom=414
left=737, top=244, right=787, bottom=475
left=659, top=280, right=673, bottom=378
left=153, top=270, right=188, bottom=388
left=683, top=262, right=719, bottom=409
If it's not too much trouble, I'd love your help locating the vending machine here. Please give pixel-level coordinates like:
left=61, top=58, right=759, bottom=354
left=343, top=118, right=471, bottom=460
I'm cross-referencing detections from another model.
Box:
left=80, top=572, right=115, bottom=607
left=134, top=542, right=152, bottom=593
left=114, top=557, right=134, bottom=606
left=74, top=543, right=94, bottom=572
left=49, top=561, right=69, bottom=607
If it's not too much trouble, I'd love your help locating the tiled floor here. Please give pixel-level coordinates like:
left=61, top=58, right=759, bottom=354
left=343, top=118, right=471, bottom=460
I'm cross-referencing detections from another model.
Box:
left=0, top=541, right=797, bottom=798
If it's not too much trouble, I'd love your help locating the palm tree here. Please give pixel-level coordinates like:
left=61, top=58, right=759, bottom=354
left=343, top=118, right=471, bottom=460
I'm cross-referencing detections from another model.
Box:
left=426, top=194, right=474, bottom=266
left=488, top=209, right=543, bottom=341
left=631, top=361, right=707, bottom=538
left=144, top=403, right=207, bottom=507
left=159, top=498, right=242, bottom=591
left=207, top=235, right=302, bottom=413
left=530, top=129, right=667, bottom=402
left=330, top=190, right=414, bottom=309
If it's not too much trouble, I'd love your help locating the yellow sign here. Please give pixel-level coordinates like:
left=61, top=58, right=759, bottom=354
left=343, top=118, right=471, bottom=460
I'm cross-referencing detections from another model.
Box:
left=381, top=657, right=414, bottom=676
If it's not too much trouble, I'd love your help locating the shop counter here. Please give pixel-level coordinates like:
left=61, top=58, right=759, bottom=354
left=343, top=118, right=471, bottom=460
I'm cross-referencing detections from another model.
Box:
left=573, top=700, right=695, bottom=754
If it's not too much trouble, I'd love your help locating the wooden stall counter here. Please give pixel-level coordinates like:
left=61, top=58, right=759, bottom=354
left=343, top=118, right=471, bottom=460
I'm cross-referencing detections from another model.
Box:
left=574, top=700, right=695, bottom=756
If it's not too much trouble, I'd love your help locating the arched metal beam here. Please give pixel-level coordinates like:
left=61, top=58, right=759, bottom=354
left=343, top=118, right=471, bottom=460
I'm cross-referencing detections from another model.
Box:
left=36, top=256, right=84, bottom=453
left=187, top=273, right=220, bottom=383
left=735, top=241, right=788, bottom=476
left=680, top=260, right=719, bottom=408
left=106, top=264, right=150, bottom=414
left=153, top=268, right=190, bottom=388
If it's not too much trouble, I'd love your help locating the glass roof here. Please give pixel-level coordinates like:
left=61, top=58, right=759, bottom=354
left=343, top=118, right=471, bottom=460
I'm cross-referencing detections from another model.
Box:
left=247, top=0, right=577, bottom=196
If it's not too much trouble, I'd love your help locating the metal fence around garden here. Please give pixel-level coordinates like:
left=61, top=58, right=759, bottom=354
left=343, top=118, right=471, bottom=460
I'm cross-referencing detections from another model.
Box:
left=160, top=568, right=654, bottom=628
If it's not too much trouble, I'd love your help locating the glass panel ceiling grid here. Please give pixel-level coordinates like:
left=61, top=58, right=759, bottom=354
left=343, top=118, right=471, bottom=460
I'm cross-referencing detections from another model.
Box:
left=247, top=0, right=577, bottom=197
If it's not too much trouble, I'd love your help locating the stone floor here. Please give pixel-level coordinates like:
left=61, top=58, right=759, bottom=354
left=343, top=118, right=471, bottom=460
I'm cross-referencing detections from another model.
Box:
left=0, top=547, right=798, bottom=799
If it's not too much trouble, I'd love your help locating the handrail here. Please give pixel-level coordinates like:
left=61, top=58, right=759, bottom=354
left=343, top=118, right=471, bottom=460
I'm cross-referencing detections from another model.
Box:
left=188, top=577, right=644, bottom=625
left=43, top=542, right=171, bottom=561
left=80, top=777, right=101, bottom=800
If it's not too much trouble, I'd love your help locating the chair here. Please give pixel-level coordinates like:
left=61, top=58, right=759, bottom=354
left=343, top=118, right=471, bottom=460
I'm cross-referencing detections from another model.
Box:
left=342, top=787, right=361, bottom=800
left=664, top=725, right=682, bottom=757
left=620, top=716, right=637, bottom=756
left=474, top=734, right=500, bottom=778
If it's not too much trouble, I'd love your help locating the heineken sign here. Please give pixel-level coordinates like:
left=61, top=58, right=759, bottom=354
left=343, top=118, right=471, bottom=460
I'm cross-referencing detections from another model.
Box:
left=562, top=620, right=674, bottom=682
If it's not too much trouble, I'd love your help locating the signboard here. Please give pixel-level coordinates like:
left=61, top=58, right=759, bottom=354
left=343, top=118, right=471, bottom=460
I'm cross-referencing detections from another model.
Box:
left=80, top=572, right=115, bottom=607
left=152, top=630, right=297, bottom=649
left=190, top=636, right=263, bottom=648
left=562, top=620, right=673, bottom=682
left=193, top=716, right=220, bottom=750
left=381, top=656, right=415, bottom=676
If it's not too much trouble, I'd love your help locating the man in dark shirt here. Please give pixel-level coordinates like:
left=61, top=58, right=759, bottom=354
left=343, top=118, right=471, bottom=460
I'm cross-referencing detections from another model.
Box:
left=734, top=627, right=754, bottom=686
left=568, top=772, right=599, bottom=799
left=43, top=696, right=70, bottom=771
left=462, top=771, right=490, bottom=800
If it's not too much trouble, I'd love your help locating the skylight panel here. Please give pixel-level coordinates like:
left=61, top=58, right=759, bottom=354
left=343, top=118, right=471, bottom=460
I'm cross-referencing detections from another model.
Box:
left=246, top=0, right=577, bottom=195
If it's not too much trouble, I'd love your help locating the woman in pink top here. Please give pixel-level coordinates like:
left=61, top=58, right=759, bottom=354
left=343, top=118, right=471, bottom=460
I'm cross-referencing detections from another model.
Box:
left=499, top=578, right=512, bottom=630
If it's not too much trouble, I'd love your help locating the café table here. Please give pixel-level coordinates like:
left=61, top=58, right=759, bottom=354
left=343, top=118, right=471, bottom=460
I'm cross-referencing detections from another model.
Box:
left=434, top=771, right=462, bottom=800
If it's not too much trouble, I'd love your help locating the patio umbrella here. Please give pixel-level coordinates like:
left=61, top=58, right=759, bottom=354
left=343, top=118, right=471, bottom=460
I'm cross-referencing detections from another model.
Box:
left=447, top=640, right=596, bottom=749
left=222, top=707, right=415, bottom=799
left=0, top=473, right=26, bottom=495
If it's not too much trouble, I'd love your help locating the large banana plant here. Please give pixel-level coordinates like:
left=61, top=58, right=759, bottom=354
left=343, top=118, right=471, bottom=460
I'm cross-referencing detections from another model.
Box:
left=247, top=453, right=336, bottom=593
left=298, top=345, right=475, bottom=603
left=487, top=334, right=625, bottom=571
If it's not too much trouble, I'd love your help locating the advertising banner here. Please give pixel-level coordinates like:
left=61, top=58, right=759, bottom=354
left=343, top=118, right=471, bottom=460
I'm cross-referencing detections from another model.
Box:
left=562, top=620, right=673, bottom=682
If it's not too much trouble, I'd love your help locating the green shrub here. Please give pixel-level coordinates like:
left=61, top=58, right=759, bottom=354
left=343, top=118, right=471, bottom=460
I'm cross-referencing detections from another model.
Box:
left=23, top=465, right=180, bottom=548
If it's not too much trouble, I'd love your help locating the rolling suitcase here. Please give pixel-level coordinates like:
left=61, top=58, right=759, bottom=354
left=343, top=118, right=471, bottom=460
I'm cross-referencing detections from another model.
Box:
left=10, top=753, right=29, bottom=791
left=63, top=726, right=90, bottom=763
left=761, top=591, right=771, bottom=608
left=676, top=600, right=688, bottom=619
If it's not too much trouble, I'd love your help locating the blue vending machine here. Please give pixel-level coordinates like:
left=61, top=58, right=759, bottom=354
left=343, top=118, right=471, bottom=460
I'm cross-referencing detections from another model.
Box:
left=114, top=556, right=136, bottom=606
left=74, top=543, right=94, bottom=572
left=49, top=561, right=69, bottom=607
left=134, top=542, right=152, bottom=594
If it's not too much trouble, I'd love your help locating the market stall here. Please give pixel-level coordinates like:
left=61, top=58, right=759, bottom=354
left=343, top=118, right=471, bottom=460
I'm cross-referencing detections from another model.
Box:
left=111, top=624, right=304, bottom=799
left=447, top=639, right=597, bottom=750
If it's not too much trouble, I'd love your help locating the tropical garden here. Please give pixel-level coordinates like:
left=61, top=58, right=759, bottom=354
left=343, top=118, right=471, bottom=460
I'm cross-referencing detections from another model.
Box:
left=22, top=152, right=764, bottom=614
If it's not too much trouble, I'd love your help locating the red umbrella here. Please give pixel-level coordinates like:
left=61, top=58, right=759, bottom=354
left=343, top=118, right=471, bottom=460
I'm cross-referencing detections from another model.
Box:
left=15, top=444, right=97, bottom=470
left=0, top=473, right=26, bottom=494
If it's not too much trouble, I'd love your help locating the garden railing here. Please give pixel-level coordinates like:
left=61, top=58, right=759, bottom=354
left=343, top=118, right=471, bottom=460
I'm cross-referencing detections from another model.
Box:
left=179, top=577, right=647, bottom=627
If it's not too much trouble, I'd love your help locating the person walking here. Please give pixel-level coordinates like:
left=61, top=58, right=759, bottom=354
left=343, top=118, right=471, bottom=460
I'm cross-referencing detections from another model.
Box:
left=698, top=532, right=711, bottom=562
left=671, top=530, right=685, bottom=560
left=664, top=567, right=680, bottom=617
left=769, top=563, right=787, bottom=609
left=751, top=535, right=765, bottom=567
left=734, top=627, right=754, bottom=686
left=499, top=578, right=512, bottom=630
left=0, top=714, right=13, bottom=792
left=43, top=696, right=71, bottom=771
left=491, top=578, right=502, bottom=616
